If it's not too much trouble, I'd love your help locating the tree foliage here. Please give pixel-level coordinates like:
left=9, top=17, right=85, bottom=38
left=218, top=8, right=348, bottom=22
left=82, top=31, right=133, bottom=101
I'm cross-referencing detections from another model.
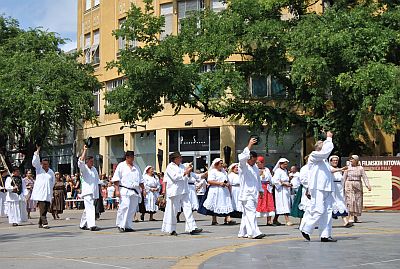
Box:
left=0, top=16, right=100, bottom=168
left=106, top=0, right=400, bottom=155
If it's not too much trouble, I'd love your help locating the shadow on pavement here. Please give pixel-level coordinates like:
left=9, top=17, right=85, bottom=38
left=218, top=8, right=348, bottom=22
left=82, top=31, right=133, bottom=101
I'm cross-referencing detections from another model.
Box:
left=0, top=231, right=79, bottom=242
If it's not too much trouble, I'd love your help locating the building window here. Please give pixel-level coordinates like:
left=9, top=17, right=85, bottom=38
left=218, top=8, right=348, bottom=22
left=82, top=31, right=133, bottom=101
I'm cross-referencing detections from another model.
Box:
left=168, top=128, right=220, bottom=152
left=178, top=0, right=205, bottom=32
left=94, top=0, right=100, bottom=7
left=106, top=78, right=125, bottom=91
left=91, top=29, right=100, bottom=65
left=211, top=0, right=227, bottom=12
left=93, top=89, right=101, bottom=116
left=160, top=3, right=173, bottom=40
left=249, top=75, right=286, bottom=97
left=85, top=0, right=91, bottom=11
left=117, top=18, right=136, bottom=54
left=134, top=132, right=156, bottom=172
left=200, top=63, right=216, bottom=73
left=84, top=33, right=91, bottom=64
left=118, top=18, right=127, bottom=52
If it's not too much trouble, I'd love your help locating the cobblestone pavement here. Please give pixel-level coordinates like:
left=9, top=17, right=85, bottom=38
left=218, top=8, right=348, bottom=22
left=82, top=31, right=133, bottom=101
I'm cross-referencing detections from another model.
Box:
left=0, top=210, right=399, bottom=269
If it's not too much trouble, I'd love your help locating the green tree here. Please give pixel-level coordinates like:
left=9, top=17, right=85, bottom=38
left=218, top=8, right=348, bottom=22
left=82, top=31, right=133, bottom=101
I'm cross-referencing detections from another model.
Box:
left=0, top=16, right=100, bottom=169
left=106, top=0, right=400, bottom=156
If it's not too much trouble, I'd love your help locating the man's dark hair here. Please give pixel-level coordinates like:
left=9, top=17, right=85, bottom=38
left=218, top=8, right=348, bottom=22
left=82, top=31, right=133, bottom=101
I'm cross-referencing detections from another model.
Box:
left=85, top=156, right=94, bottom=162
left=41, top=158, right=49, bottom=163
left=125, top=151, right=135, bottom=158
left=12, top=166, right=20, bottom=172
left=250, top=151, right=258, bottom=158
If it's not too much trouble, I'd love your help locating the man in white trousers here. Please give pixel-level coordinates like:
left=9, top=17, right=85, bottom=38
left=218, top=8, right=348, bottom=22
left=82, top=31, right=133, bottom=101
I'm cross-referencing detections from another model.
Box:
left=300, top=131, right=337, bottom=242
left=238, top=138, right=265, bottom=239
left=112, top=151, right=144, bottom=232
left=161, top=151, right=203, bottom=236
left=78, top=145, right=101, bottom=231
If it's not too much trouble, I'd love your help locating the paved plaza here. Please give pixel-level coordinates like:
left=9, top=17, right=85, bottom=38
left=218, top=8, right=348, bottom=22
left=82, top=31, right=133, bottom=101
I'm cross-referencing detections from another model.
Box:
left=0, top=210, right=399, bottom=269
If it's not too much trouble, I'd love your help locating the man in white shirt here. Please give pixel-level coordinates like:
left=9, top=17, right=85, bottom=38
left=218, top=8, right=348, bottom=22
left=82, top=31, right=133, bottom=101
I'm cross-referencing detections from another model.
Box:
left=238, top=138, right=265, bottom=239
left=289, top=166, right=301, bottom=201
left=31, top=145, right=55, bottom=229
left=78, top=145, right=101, bottom=231
left=112, top=151, right=144, bottom=232
left=300, top=131, right=337, bottom=242
left=161, top=152, right=202, bottom=236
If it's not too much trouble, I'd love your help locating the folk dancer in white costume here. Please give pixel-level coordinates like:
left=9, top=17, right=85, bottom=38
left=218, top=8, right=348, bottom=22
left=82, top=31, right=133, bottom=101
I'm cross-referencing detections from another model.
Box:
left=31, top=145, right=55, bottom=229
left=78, top=145, right=102, bottom=231
left=300, top=131, right=337, bottom=242
left=237, top=138, right=265, bottom=239
left=185, top=164, right=207, bottom=211
left=329, top=155, right=350, bottom=227
left=113, top=151, right=144, bottom=232
left=5, top=167, right=28, bottom=226
left=228, top=163, right=243, bottom=218
left=298, top=158, right=311, bottom=230
left=143, top=166, right=160, bottom=221
left=0, top=166, right=9, bottom=218
left=272, top=158, right=293, bottom=226
left=161, top=152, right=203, bottom=236
left=201, top=158, right=234, bottom=225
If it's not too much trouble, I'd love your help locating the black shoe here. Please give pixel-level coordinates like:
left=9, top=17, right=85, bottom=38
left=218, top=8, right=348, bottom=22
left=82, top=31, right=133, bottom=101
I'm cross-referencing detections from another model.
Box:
left=12, top=223, right=18, bottom=227
left=80, top=226, right=89, bottom=230
left=190, top=228, right=203, bottom=235
left=301, top=231, right=310, bottom=241
left=90, top=226, right=99, bottom=231
left=38, top=224, right=43, bottom=228
left=118, top=227, right=125, bottom=233
left=224, top=220, right=237, bottom=225
left=125, top=228, right=135, bottom=232
left=170, top=231, right=178, bottom=236
left=321, top=237, right=337, bottom=242
left=140, top=214, right=145, bottom=221
left=211, top=221, right=218, bottom=225
left=344, top=222, right=354, bottom=228
left=253, top=234, right=266, bottom=239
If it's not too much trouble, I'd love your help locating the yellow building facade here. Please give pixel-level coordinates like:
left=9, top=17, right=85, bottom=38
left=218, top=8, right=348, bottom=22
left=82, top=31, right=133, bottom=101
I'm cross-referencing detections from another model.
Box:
left=77, top=0, right=397, bottom=174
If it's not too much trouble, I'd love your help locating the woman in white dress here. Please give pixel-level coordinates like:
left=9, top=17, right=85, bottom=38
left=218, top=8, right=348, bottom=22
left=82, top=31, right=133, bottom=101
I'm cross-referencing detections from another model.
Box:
left=329, top=155, right=351, bottom=227
left=201, top=158, right=234, bottom=225
left=228, top=163, right=242, bottom=218
left=184, top=163, right=206, bottom=211
left=272, top=158, right=293, bottom=226
left=143, top=166, right=160, bottom=221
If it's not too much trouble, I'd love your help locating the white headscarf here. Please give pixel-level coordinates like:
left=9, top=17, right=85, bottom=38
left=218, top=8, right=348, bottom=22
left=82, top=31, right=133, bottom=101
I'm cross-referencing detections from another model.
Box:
left=273, top=158, right=289, bottom=172
left=142, top=165, right=153, bottom=177
left=329, top=155, right=339, bottom=163
left=210, top=158, right=223, bottom=170
left=228, top=163, right=238, bottom=174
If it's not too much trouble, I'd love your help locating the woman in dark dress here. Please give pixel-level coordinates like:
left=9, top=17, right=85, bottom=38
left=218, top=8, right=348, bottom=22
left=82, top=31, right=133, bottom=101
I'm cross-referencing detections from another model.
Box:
left=50, top=172, right=66, bottom=219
